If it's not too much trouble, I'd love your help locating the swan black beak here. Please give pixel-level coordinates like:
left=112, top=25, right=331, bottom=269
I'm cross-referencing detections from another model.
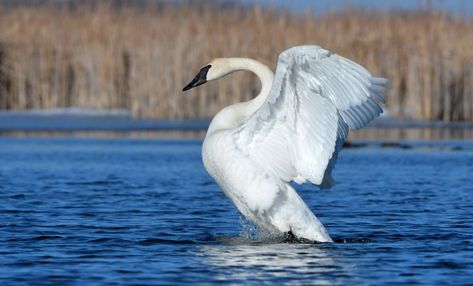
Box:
left=183, top=65, right=212, bottom=91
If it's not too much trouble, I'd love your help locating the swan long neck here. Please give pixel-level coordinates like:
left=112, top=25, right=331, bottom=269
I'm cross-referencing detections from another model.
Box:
left=225, top=58, right=274, bottom=109
left=216, top=58, right=275, bottom=128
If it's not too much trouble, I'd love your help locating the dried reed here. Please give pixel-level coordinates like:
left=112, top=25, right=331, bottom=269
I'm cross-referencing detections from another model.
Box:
left=0, top=4, right=472, bottom=120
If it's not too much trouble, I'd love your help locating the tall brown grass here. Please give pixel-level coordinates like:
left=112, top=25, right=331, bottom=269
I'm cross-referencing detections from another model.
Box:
left=0, top=4, right=472, bottom=121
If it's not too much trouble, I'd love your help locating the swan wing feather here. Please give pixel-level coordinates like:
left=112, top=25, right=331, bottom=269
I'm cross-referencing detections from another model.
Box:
left=234, top=45, right=386, bottom=186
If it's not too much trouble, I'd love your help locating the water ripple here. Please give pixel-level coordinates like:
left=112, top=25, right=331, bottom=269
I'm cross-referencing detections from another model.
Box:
left=0, top=137, right=472, bottom=285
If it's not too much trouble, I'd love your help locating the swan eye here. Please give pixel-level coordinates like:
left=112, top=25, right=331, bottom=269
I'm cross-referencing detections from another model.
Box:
left=183, top=65, right=212, bottom=91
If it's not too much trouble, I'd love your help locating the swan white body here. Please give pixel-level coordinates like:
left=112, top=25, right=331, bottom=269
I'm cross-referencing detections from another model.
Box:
left=184, top=45, right=387, bottom=242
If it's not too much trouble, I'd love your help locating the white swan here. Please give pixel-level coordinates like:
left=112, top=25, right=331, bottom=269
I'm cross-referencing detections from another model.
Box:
left=183, top=45, right=387, bottom=242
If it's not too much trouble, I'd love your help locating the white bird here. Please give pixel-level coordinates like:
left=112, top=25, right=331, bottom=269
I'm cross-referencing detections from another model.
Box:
left=183, top=45, right=387, bottom=242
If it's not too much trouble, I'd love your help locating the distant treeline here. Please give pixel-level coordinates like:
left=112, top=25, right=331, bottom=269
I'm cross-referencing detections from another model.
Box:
left=0, top=3, right=472, bottom=120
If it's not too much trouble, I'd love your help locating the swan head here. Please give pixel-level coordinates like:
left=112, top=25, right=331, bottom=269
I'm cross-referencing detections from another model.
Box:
left=182, top=58, right=231, bottom=91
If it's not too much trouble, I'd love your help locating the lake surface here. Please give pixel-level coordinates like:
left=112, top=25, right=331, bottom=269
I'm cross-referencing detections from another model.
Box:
left=1, top=137, right=472, bottom=285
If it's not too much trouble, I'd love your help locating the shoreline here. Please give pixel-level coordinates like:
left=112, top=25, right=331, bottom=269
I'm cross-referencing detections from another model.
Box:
left=0, top=111, right=472, bottom=141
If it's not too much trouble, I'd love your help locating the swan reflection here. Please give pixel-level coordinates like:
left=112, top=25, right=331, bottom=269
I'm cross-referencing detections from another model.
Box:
left=198, top=237, right=357, bottom=284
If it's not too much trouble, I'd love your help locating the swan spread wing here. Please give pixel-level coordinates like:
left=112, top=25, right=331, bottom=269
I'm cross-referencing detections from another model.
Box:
left=234, top=45, right=387, bottom=187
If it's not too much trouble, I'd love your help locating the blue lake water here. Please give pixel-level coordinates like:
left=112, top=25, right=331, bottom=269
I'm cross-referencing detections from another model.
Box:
left=1, top=137, right=472, bottom=285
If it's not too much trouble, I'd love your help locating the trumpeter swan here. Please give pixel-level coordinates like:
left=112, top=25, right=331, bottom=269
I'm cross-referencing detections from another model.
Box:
left=183, top=45, right=387, bottom=242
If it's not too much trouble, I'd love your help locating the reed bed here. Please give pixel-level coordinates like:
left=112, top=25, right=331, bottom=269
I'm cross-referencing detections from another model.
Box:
left=0, top=3, right=472, bottom=120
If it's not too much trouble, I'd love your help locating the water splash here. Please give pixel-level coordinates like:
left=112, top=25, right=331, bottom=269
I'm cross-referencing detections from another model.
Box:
left=238, top=214, right=258, bottom=240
